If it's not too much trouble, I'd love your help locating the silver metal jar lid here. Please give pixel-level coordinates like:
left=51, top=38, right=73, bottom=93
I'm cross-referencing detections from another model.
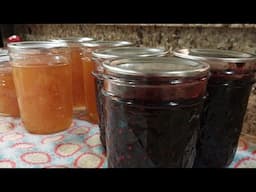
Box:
left=8, top=41, right=69, bottom=50
left=173, top=48, right=256, bottom=63
left=51, top=37, right=94, bottom=43
left=92, top=47, right=167, bottom=59
left=103, top=57, right=209, bottom=78
left=81, top=40, right=133, bottom=48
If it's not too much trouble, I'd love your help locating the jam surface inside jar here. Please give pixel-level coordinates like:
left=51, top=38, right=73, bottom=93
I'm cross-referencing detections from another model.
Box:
left=174, top=48, right=256, bottom=167
left=102, top=57, right=209, bottom=168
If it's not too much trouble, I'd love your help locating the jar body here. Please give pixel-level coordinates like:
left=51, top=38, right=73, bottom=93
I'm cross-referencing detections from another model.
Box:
left=51, top=37, right=94, bottom=116
left=94, top=74, right=105, bottom=146
left=82, top=52, right=99, bottom=123
left=9, top=42, right=73, bottom=134
left=0, top=59, right=19, bottom=117
left=103, top=75, right=208, bottom=168
left=70, top=46, right=88, bottom=113
left=194, top=71, right=254, bottom=167
left=173, top=48, right=256, bottom=168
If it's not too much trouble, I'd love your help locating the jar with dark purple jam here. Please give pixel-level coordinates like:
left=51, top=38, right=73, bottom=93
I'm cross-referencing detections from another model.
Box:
left=91, top=47, right=167, bottom=149
left=173, top=48, right=256, bottom=168
left=102, top=57, right=209, bottom=168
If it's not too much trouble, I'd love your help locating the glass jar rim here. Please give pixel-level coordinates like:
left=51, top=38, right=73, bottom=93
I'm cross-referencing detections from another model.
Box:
left=7, top=41, right=69, bottom=50
left=81, top=40, right=134, bottom=48
left=103, top=57, right=209, bottom=78
left=92, top=47, right=168, bottom=59
left=173, top=48, right=256, bottom=63
left=51, top=37, right=94, bottom=43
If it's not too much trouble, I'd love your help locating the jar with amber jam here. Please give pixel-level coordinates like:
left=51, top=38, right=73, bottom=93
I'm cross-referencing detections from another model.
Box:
left=0, top=55, right=19, bottom=117
left=51, top=37, right=94, bottom=115
left=8, top=41, right=73, bottom=134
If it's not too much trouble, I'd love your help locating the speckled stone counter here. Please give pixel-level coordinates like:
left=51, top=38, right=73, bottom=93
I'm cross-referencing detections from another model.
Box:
left=12, top=24, right=256, bottom=136
left=13, top=24, right=256, bottom=53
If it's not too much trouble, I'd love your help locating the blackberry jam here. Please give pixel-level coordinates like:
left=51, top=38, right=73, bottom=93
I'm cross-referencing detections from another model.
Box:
left=174, top=48, right=256, bottom=167
left=92, top=47, right=167, bottom=149
left=102, top=57, right=209, bottom=168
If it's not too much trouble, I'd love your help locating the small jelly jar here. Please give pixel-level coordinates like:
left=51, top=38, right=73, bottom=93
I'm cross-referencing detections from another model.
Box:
left=0, top=55, right=19, bottom=117
left=102, top=57, right=209, bottom=168
left=51, top=37, right=94, bottom=115
left=92, top=47, right=168, bottom=149
left=174, top=48, right=256, bottom=168
left=81, top=41, right=133, bottom=124
left=8, top=41, right=73, bottom=134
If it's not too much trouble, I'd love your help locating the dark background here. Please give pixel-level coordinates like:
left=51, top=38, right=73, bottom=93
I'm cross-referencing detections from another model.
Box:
left=0, top=24, right=14, bottom=47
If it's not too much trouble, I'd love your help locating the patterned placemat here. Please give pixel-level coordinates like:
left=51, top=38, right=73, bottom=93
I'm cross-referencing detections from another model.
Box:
left=0, top=116, right=106, bottom=168
left=229, top=136, right=256, bottom=168
left=0, top=116, right=254, bottom=168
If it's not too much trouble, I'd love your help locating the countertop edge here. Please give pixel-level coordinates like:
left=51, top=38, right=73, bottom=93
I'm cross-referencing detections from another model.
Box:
left=83, top=24, right=256, bottom=28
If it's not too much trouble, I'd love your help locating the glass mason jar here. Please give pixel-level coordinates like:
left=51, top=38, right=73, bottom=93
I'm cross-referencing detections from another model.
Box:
left=8, top=41, right=73, bottom=134
left=173, top=48, right=256, bottom=168
left=92, top=47, right=168, bottom=149
left=51, top=37, right=94, bottom=115
left=81, top=41, right=133, bottom=123
left=0, top=55, right=19, bottom=117
left=102, top=57, right=209, bottom=168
